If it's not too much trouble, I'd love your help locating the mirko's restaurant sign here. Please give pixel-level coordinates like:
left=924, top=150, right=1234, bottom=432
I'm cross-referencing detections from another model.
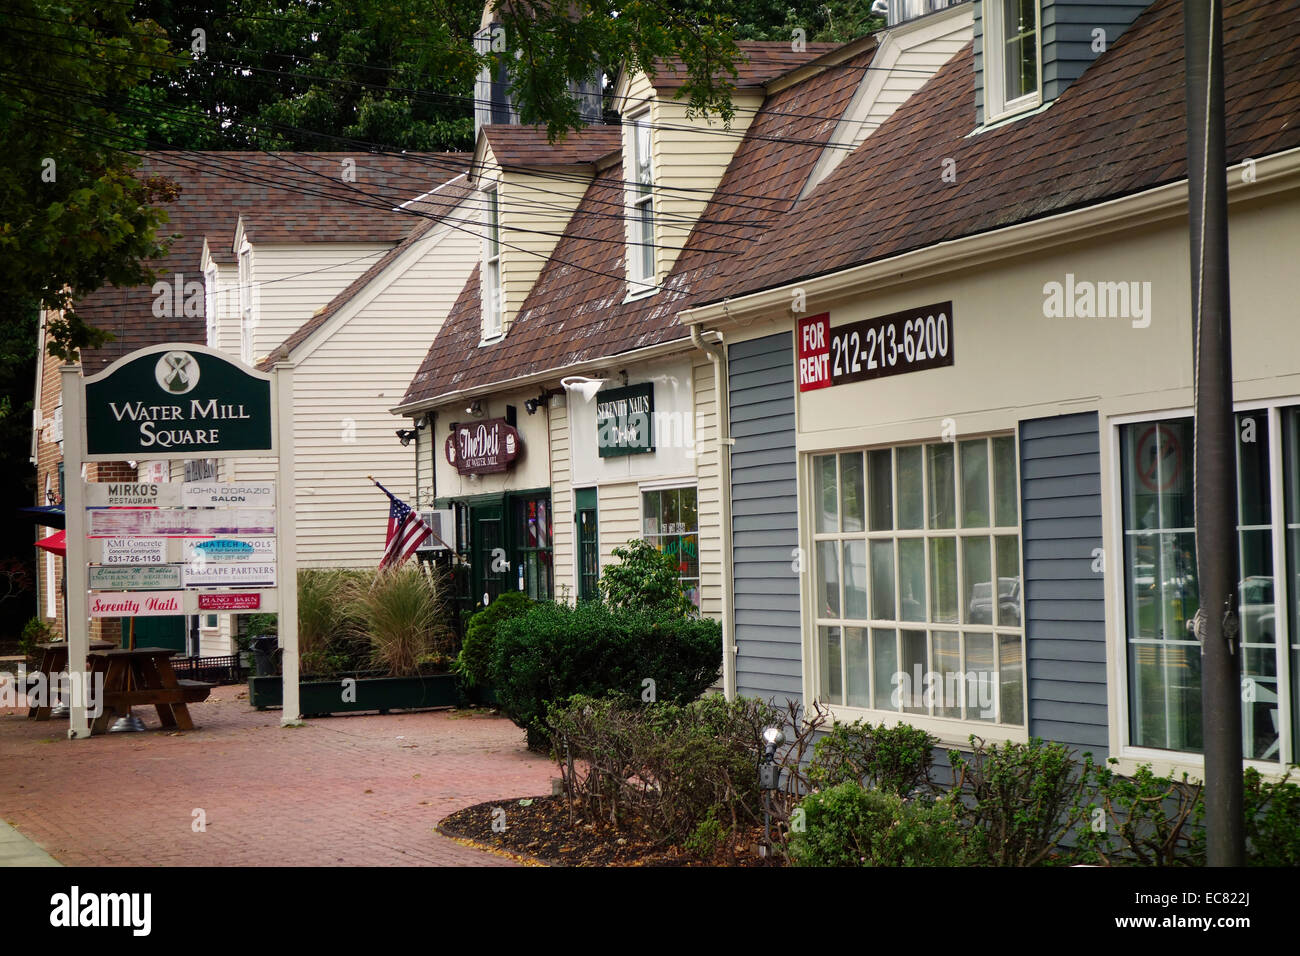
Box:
left=83, top=346, right=273, bottom=458
left=445, top=418, right=521, bottom=475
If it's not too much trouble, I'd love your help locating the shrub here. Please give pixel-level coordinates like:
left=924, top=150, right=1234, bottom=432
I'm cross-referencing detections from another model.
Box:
left=455, top=591, right=532, bottom=688
left=808, top=720, right=936, bottom=795
left=599, top=539, right=695, bottom=618
left=1073, top=759, right=1204, bottom=866
left=20, top=617, right=52, bottom=659
left=1243, top=767, right=1300, bottom=866
left=790, top=783, right=969, bottom=867
left=949, top=736, right=1090, bottom=866
left=491, top=600, right=721, bottom=743
left=354, top=564, right=455, bottom=678
left=548, top=693, right=781, bottom=846
left=298, top=568, right=364, bottom=671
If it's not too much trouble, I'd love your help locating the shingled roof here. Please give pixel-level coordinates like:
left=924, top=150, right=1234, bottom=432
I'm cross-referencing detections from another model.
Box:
left=481, top=126, right=622, bottom=168
left=399, top=41, right=876, bottom=408
left=646, top=40, right=843, bottom=91
left=258, top=174, right=476, bottom=370
left=694, top=0, right=1300, bottom=305
left=75, top=151, right=469, bottom=373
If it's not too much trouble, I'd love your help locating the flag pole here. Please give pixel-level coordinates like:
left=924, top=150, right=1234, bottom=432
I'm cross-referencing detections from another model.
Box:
left=367, top=475, right=456, bottom=553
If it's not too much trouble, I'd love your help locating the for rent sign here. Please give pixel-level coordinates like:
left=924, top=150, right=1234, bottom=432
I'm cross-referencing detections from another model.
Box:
left=798, top=303, right=955, bottom=392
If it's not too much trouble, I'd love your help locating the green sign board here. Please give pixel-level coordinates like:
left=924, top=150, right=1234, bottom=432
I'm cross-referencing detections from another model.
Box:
left=88, top=564, right=183, bottom=591
left=596, top=382, right=655, bottom=458
left=84, top=347, right=272, bottom=458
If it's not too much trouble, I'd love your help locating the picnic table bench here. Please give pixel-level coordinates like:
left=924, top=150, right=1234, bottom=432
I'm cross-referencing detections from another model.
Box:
left=27, top=640, right=116, bottom=720
left=88, top=647, right=213, bottom=735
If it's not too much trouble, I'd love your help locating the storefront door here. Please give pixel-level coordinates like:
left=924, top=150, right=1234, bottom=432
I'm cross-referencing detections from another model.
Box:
left=470, top=503, right=507, bottom=607
left=575, top=488, right=599, bottom=601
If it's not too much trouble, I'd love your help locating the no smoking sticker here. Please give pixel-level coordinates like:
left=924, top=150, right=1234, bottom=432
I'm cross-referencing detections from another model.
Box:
left=1136, top=424, right=1182, bottom=492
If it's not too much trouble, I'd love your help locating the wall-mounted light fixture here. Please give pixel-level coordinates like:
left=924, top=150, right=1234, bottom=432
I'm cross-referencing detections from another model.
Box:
left=465, top=399, right=484, bottom=417
left=560, top=375, right=606, bottom=402
left=395, top=428, right=418, bottom=446
left=523, top=391, right=550, bottom=415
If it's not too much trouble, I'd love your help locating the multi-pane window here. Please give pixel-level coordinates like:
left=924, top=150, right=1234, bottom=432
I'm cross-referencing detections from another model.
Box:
left=513, top=494, right=553, bottom=600
left=629, top=114, right=655, bottom=289
left=987, top=0, right=1040, bottom=119
left=642, top=486, right=699, bottom=609
left=204, top=266, right=219, bottom=347
left=238, top=246, right=255, bottom=365
left=1122, top=407, right=1300, bottom=763
left=484, top=188, right=503, bottom=339
left=812, top=436, right=1025, bottom=726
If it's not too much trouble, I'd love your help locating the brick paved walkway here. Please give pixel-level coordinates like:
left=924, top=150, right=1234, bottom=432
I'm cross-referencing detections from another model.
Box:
left=0, top=685, right=554, bottom=866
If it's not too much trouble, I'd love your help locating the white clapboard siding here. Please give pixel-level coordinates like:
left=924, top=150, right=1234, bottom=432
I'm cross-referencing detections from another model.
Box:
left=646, top=91, right=762, bottom=282
left=549, top=396, right=575, bottom=601
left=249, top=242, right=393, bottom=366
left=692, top=354, right=722, bottom=619
left=597, top=481, right=642, bottom=570
left=227, top=213, right=479, bottom=568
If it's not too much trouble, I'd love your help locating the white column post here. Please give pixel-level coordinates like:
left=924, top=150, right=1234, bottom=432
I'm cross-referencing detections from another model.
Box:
left=273, top=362, right=300, bottom=725
left=61, top=364, right=91, bottom=739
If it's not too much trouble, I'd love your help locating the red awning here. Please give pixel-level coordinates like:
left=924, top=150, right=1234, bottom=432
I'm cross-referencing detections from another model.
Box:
left=34, top=530, right=66, bottom=556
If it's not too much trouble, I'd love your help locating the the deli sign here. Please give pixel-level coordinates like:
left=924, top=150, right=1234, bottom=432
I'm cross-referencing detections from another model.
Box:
left=445, top=418, right=521, bottom=475
left=798, top=303, right=954, bottom=392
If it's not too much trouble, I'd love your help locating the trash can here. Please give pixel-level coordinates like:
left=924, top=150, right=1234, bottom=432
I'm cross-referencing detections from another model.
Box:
left=250, top=636, right=279, bottom=677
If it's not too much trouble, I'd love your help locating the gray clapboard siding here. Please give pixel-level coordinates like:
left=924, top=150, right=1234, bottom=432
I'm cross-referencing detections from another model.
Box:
left=1021, top=411, right=1108, bottom=757
left=729, top=332, right=802, bottom=704
left=975, top=1, right=1150, bottom=126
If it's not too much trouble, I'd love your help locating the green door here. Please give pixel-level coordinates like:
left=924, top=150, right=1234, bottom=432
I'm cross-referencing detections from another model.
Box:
left=575, top=487, right=599, bottom=601
left=121, top=615, right=187, bottom=653
left=470, top=502, right=507, bottom=608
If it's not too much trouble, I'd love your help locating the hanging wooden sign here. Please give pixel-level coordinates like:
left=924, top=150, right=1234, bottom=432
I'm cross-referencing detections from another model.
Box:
left=445, top=418, right=521, bottom=475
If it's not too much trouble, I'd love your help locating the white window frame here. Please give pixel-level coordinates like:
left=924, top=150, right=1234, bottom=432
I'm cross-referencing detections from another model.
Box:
left=802, top=434, right=1029, bottom=745
left=204, top=264, right=219, bottom=348
left=482, top=185, right=504, bottom=342
left=1109, top=400, right=1300, bottom=777
left=238, top=242, right=256, bottom=366
left=626, top=110, right=657, bottom=298
left=983, top=0, right=1043, bottom=122
left=638, top=481, right=700, bottom=609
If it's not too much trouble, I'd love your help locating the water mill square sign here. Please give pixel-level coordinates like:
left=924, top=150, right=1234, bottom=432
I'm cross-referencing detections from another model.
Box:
left=84, top=346, right=272, bottom=457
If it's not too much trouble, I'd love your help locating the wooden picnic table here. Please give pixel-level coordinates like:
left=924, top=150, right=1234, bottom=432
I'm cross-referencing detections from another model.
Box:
left=87, top=647, right=213, bottom=735
left=27, top=640, right=116, bottom=720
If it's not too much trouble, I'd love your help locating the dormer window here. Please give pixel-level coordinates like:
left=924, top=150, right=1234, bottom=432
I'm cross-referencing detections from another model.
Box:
left=238, top=243, right=255, bottom=365
left=204, top=265, right=219, bottom=348
left=985, top=0, right=1041, bottom=120
left=484, top=186, right=504, bottom=340
left=628, top=112, right=656, bottom=294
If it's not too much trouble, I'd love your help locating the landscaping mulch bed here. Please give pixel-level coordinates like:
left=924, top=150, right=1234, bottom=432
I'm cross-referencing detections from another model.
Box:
left=439, top=794, right=778, bottom=867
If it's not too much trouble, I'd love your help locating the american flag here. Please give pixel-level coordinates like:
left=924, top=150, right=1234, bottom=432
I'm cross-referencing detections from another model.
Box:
left=376, top=482, right=433, bottom=569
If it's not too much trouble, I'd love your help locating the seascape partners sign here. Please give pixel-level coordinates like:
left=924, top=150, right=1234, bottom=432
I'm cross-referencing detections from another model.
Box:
left=84, top=348, right=272, bottom=458
left=596, top=382, right=655, bottom=458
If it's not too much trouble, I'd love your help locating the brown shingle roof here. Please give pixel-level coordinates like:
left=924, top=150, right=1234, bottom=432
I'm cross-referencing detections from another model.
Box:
left=258, top=175, right=476, bottom=369
left=75, top=151, right=469, bottom=373
left=697, top=0, right=1300, bottom=304
left=400, top=42, right=874, bottom=407
left=482, top=126, right=622, bottom=168
left=648, top=40, right=843, bottom=90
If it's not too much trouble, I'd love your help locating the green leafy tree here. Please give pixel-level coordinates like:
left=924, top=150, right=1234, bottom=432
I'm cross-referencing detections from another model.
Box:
left=0, top=0, right=181, bottom=361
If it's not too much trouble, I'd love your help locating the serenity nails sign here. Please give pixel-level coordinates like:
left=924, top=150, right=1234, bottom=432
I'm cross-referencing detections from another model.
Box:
left=83, top=347, right=272, bottom=457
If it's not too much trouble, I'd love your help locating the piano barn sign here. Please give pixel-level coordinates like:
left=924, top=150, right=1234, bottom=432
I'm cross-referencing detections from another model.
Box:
left=445, top=418, right=522, bottom=475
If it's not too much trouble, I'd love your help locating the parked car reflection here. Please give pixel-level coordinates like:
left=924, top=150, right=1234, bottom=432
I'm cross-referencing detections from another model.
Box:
left=968, top=576, right=1021, bottom=626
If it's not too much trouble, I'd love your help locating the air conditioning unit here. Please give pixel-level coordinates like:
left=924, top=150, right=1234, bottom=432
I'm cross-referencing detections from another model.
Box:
left=416, top=509, right=456, bottom=552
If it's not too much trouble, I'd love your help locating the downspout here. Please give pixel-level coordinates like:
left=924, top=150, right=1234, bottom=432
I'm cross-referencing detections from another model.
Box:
left=691, top=325, right=736, bottom=701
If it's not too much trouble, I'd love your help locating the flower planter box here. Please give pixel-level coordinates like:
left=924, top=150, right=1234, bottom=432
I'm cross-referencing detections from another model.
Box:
left=249, top=672, right=459, bottom=715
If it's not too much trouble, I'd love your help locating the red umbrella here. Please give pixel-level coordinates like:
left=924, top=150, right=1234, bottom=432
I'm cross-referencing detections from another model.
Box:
left=34, top=530, right=66, bottom=555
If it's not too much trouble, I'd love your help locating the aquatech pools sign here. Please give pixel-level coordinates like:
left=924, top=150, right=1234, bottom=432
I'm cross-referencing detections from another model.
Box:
left=84, top=346, right=272, bottom=458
